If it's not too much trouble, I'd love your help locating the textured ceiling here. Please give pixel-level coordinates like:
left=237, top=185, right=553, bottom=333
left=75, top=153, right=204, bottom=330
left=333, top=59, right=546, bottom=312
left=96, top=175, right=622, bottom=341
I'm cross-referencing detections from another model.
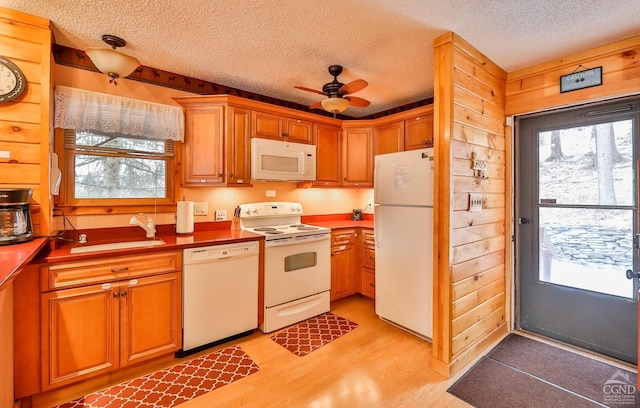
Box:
left=4, top=0, right=640, bottom=117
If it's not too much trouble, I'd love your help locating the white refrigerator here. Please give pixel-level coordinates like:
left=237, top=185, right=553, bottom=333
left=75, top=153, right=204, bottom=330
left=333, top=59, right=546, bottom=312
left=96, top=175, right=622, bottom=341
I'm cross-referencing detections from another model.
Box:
left=374, top=148, right=434, bottom=340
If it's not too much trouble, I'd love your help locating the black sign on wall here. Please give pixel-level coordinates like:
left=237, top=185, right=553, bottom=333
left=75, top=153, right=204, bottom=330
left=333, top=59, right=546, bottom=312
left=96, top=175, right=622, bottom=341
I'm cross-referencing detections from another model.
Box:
left=560, top=66, right=603, bottom=93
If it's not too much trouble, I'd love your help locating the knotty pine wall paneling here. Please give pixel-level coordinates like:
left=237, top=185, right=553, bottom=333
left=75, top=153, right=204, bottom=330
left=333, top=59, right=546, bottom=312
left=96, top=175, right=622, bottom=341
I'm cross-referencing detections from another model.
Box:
left=433, top=32, right=509, bottom=377
left=506, top=35, right=640, bottom=115
left=0, top=7, right=52, bottom=235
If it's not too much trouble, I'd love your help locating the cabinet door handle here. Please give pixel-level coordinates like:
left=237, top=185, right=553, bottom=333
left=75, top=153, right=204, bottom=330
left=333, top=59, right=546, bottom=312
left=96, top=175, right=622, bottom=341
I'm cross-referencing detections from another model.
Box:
left=113, top=292, right=120, bottom=298
left=111, top=267, right=129, bottom=273
left=369, top=283, right=375, bottom=287
left=218, top=173, right=223, bottom=177
left=229, top=173, right=234, bottom=178
left=120, top=291, right=127, bottom=297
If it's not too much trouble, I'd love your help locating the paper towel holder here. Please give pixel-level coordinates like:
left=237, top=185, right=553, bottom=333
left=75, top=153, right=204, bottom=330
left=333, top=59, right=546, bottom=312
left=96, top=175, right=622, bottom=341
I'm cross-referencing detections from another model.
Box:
left=176, top=200, right=195, bottom=235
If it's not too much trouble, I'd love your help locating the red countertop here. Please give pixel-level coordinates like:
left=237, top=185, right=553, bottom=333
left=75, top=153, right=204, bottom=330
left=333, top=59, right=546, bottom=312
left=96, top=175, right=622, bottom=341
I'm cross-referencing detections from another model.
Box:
left=0, top=237, right=48, bottom=289
left=1, top=213, right=375, bottom=284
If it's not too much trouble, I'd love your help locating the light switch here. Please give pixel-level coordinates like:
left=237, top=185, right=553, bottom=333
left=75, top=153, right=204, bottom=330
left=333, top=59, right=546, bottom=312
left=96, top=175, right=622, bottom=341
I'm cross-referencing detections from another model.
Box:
left=469, top=193, right=483, bottom=212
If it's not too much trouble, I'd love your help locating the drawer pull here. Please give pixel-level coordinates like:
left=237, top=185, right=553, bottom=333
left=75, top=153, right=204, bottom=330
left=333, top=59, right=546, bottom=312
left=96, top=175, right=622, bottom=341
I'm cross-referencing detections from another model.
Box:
left=111, top=267, right=129, bottom=273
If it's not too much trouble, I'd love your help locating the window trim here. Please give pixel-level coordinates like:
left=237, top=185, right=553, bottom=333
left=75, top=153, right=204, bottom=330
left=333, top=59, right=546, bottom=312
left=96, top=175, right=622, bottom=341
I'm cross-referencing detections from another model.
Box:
left=54, top=128, right=177, bottom=213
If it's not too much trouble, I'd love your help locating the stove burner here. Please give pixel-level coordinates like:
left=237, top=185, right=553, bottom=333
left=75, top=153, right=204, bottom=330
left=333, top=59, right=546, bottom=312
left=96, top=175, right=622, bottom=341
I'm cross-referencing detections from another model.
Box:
left=254, top=227, right=277, bottom=232
left=296, top=226, right=319, bottom=231
left=264, top=230, right=284, bottom=234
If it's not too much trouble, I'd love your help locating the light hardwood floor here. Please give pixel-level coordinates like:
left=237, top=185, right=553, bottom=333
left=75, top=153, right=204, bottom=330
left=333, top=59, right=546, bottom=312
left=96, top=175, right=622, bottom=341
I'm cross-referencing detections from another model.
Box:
left=181, top=295, right=473, bottom=408
left=35, top=295, right=475, bottom=408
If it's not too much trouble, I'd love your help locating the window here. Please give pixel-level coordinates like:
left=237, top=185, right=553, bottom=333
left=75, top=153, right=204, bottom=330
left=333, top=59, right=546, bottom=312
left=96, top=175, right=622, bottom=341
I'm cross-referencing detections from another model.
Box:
left=53, top=86, right=184, bottom=213
left=56, top=129, right=176, bottom=210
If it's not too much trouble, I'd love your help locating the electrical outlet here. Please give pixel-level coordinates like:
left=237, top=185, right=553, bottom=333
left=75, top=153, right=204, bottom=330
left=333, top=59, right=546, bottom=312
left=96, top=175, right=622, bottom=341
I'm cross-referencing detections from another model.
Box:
left=215, top=210, right=227, bottom=221
left=194, top=202, right=208, bottom=216
left=266, top=189, right=276, bottom=198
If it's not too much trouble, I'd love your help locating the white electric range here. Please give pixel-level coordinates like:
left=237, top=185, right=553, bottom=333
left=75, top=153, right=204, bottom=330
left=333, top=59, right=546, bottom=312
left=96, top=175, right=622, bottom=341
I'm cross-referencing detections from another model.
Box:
left=239, top=202, right=331, bottom=333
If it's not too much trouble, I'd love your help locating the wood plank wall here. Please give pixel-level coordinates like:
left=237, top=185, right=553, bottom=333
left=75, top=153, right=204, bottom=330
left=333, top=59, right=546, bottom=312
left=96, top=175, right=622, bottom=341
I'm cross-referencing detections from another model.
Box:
left=0, top=8, right=52, bottom=235
left=506, top=35, right=640, bottom=116
left=433, top=32, right=508, bottom=376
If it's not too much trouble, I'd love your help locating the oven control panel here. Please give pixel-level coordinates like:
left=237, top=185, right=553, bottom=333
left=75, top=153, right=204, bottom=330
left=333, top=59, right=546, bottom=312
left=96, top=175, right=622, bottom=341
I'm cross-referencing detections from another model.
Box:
left=239, top=202, right=302, bottom=218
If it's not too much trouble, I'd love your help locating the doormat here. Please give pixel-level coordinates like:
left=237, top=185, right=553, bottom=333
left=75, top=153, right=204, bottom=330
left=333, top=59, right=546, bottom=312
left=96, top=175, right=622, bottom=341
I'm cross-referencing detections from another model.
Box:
left=270, top=312, right=358, bottom=357
left=55, top=345, right=259, bottom=408
left=448, top=333, right=639, bottom=408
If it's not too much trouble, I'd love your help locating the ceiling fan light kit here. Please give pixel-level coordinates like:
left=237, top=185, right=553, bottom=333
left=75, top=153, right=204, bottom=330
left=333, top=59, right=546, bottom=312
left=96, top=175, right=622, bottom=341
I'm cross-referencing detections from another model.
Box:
left=321, top=96, right=350, bottom=114
left=295, top=65, right=370, bottom=116
left=85, top=34, right=140, bottom=86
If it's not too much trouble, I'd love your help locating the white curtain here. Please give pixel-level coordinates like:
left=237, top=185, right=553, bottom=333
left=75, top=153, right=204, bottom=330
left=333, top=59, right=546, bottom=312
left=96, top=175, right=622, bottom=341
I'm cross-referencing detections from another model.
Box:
left=54, top=85, right=184, bottom=142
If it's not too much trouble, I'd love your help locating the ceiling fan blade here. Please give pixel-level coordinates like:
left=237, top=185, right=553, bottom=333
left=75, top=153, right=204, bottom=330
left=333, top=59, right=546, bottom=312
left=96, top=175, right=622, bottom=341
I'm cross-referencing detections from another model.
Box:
left=339, top=79, right=368, bottom=95
left=309, top=101, right=322, bottom=109
left=345, top=96, right=370, bottom=108
left=294, top=86, right=326, bottom=95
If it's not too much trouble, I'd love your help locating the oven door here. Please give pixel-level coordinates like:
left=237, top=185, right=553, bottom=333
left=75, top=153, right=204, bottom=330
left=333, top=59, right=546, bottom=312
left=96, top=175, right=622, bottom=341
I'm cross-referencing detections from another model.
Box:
left=263, top=233, right=331, bottom=307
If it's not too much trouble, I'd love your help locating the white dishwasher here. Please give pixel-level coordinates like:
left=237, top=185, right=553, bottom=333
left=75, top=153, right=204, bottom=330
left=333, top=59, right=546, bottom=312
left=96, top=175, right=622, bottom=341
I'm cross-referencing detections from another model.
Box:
left=179, top=240, right=259, bottom=356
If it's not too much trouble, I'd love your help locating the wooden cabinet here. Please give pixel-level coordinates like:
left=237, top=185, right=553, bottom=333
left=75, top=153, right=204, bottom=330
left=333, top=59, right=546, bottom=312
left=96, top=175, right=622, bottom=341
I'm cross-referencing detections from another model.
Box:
left=40, top=252, right=181, bottom=390
left=405, top=114, right=433, bottom=150
left=360, top=229, right=376, bottom=299
left=341, top=126, right=373, bottom=187
left=313, top=123, right=342, bottom=187
left=252, top=110, right=313, bottom=144
left=176, top=98, right=252, bottom=186
left=182, top=105, right=225, bottom=185
left=374, top=121, right=405, bottom=155
left=330, top=229, right=358, bottom=301
left=225, top=106, right=252, bottom=185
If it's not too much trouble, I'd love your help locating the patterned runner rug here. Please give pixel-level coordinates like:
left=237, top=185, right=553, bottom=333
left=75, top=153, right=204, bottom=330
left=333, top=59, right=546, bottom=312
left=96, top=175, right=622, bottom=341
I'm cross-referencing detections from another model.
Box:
left=270, top=312, right=358, bottom=357
left=56, top=345, right=259, bottom=408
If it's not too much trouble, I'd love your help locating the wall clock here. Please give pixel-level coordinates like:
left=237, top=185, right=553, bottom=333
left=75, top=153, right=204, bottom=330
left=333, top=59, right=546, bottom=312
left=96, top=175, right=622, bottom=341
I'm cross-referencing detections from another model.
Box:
left=0, top=56, right=27, bottom=103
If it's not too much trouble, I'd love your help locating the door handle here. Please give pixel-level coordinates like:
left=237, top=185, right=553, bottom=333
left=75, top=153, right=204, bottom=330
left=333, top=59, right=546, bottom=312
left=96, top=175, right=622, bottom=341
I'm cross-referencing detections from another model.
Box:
left=518, top=217, right=531, bottom=224
left=625, top=269, right=640, bottom=280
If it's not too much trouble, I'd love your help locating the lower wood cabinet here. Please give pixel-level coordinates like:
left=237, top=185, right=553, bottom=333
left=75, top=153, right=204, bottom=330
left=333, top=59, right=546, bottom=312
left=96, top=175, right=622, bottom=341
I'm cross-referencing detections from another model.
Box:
left=360, top=229, right=376, bottom=299
left=330, top=229, right=358, bottom=301
left=40, top=252, right=182, bottom=390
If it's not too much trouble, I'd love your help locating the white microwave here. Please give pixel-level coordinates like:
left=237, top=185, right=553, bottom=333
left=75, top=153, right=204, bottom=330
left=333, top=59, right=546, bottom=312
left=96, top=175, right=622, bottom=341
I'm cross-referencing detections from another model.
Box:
left=251, top=138, right=317, bottom=181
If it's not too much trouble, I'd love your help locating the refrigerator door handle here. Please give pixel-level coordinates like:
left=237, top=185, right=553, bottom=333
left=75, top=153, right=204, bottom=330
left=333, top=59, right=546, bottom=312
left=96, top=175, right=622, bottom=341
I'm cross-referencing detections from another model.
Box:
left=374, top=204, right=380, bottom=249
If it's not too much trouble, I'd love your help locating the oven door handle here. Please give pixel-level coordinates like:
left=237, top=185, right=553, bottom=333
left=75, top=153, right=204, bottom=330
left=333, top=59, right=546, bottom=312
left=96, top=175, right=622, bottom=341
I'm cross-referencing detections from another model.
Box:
left=265, top=233, right=330, bottom=247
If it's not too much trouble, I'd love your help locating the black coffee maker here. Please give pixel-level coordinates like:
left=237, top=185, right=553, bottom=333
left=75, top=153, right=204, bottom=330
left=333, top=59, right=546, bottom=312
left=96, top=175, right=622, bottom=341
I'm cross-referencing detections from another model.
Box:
left=0, top=188, right=34, bottom=245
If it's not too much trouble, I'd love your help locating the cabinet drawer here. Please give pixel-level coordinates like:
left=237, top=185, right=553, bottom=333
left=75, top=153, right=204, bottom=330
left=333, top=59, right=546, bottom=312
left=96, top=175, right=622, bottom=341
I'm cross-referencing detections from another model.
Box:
left=363, top=247, right=375, bottom=269
left=42, top=251, right=181, bottom=291
left=331, top=229, right=357, bottom=246
left=362, top=268, right=375, bottom=299
left=362, top=229, right=375, bottom=246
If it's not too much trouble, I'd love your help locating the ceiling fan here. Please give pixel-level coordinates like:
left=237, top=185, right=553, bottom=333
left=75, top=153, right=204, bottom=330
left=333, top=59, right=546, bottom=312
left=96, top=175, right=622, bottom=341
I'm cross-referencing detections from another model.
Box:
left=295, top=65, right=370, bottom=116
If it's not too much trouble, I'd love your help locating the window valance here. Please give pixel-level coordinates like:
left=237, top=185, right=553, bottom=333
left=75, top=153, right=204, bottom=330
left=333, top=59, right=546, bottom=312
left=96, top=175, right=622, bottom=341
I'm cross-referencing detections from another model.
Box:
left=54, top=86, right=184, bottom=142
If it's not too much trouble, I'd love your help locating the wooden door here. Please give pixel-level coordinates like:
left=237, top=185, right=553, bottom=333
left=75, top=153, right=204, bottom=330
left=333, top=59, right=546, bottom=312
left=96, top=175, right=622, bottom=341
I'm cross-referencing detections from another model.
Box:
left=226, top=106, right=251, bottom=185
left=286, top=119, right=313, bottom=144
left=341, top=127, right=373, bottom=187
left=375, top=121, right=404, bottom=155
left=120, top=273, right=181, bottom=366
left=405, top=114, right=433, bottom=150
left=331, top=244, right=356, bottom=301
left=183, top=105, right=225, bottom=185
left=42, top=283, right=118, bottom=389
left=313, top=123, right=342, bottom=187
left=252, top=111, right=284, bottom=140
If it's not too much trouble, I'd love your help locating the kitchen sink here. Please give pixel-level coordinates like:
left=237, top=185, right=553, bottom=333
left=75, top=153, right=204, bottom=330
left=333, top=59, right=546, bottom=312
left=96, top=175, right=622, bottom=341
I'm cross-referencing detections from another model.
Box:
left=69, top=239, right=165, bottom=254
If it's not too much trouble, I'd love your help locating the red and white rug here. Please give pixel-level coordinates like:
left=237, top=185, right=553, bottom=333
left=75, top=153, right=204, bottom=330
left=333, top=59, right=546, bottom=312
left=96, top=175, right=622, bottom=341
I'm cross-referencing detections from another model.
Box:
left=55, top=345, right=259, bottom=408
left=270, top=312, right=358, bottom=357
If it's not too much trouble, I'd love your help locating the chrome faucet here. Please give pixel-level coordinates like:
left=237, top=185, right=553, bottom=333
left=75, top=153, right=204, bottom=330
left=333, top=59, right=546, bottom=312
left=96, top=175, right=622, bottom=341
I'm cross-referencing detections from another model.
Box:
left=129, top=213, right=156, bottom=238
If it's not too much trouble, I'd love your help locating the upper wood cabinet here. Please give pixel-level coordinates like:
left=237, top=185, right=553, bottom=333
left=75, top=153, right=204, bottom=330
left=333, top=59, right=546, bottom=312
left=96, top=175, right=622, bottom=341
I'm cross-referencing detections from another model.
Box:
left=341, top=126, right=373, bottom=187
left=225, top=106, right=252, bottom=185
left=313, top=123, right=342, bottom=187
left=175, top=98, right=252, bottom=186
left=404, top=114, right=434, bottom=150
left=374, top=121, right=405, bottom=155
left=252, top=111, right=313, bottom=144
left=182, top=105, right=225, bottom=185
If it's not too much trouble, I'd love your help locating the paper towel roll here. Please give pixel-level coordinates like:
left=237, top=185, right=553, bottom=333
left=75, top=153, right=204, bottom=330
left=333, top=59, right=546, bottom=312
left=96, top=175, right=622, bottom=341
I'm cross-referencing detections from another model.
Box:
left=176, top=201, right=194, bottom=234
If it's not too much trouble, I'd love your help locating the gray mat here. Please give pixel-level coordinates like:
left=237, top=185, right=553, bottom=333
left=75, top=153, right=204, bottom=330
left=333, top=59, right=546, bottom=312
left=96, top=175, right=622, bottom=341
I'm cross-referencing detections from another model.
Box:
left=448, top=333, right=638, bottom=408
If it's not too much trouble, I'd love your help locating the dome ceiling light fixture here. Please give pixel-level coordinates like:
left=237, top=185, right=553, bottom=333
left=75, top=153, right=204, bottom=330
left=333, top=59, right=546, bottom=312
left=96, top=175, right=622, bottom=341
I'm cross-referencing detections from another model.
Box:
left=85, top=35, right=140, bottom=86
